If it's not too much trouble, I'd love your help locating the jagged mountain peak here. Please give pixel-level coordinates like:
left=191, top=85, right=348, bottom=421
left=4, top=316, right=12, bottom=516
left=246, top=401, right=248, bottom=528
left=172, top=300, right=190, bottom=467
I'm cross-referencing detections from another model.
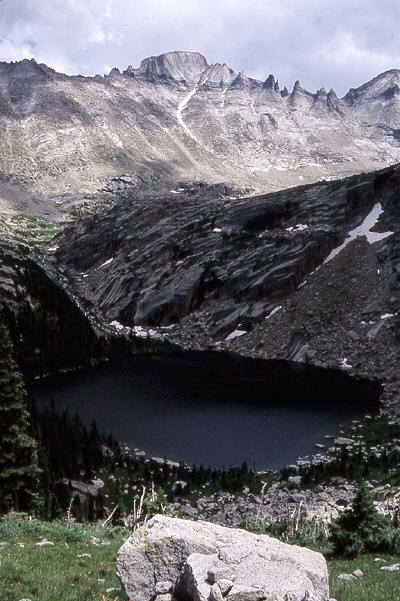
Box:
left=0, top=57, right=54, bottom=78
left=229, top=71, right=250, bottom=89
left=344, top=69, right=400, bottom=104
left=289, top=80, right=314, bottom=107
left=203, top=62, right=236, bottom=86
left=291, top=80, right=312, bottom=94
left=262, top=74, right=279, bottom=92
left=108, top=67, right=122, bottom=77
left=127, top=50, right=209, bottom=84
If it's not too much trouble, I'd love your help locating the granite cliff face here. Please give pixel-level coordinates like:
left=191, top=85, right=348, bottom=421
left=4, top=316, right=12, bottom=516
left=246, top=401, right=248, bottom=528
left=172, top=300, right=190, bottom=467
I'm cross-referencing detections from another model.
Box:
left=52, top=164, right=400, bottom=414
left=2, top=51, right=400, bottom=211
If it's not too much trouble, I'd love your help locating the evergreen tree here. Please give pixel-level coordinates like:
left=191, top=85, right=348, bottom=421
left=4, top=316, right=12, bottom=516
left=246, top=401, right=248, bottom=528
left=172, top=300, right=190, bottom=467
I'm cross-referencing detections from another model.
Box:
left=330, top=483, right=399, bottom=557
left=0, top=324, right=41, bottom=513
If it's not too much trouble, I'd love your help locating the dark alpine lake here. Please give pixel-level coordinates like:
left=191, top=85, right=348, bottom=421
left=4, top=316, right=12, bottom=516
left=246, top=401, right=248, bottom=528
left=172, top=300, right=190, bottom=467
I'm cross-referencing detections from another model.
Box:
left=32, top=351, right=380, bottom=470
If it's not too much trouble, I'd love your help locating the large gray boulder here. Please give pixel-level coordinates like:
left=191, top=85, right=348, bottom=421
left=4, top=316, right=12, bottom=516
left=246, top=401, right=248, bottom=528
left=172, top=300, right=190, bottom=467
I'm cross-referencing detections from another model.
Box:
left=116, top=515, right=329, bottom=601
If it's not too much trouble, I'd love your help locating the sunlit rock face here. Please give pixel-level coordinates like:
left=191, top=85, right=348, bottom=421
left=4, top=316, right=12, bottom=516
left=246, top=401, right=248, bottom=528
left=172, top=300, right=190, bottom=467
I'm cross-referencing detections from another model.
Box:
left=1, top=51, right=400, bottom=206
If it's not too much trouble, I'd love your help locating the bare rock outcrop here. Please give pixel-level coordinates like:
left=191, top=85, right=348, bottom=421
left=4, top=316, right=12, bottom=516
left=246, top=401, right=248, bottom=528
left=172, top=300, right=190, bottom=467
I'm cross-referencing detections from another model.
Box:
left=116, top=514, right=329, bottom=601
left=2, top=52, right=400, bottom=202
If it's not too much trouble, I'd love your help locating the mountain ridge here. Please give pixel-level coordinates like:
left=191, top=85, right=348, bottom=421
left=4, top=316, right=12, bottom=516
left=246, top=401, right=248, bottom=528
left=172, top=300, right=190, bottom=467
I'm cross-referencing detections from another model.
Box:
left=1, top=50, right=400, bottom=212
left=5, top=51, right=399, bottom=99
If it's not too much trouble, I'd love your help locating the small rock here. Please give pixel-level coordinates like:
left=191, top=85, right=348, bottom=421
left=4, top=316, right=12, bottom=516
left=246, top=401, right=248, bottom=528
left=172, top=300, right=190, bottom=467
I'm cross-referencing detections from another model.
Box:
left=228, top=584, right=267, bottom=601
left=287, top=476, right=302, bottom=489
left=217, top=578, right=234, bottom=595
left=210, top=583, right=224, bottom=601
left=337, top=573, right=355, bottom=581
left=77, top=553, right=91, bottom=558
left=380, top=563, right=400, bottom=571
left=208, top=567, right=235, bottom=584
left=156, top=581, right=173, bottom=594
left=352, top=569, right=363, bottom=578
left=36, top=540, right=54, bottom=547
left=334, top=437, right=354, bottom=446
left=106, top=588, right=121, bottom=595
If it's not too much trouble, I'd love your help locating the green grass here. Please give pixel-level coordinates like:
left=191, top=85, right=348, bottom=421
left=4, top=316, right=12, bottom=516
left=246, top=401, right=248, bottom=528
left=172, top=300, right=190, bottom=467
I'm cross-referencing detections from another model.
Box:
left=329, top=554, right=400, bottom=601
left=0, top=514, right=128, bottom=601
left=358, top=417, right=400, bottom=446
left=2, top=514, right=400, bottom=601
left=0, top=214, right=65, bottom=248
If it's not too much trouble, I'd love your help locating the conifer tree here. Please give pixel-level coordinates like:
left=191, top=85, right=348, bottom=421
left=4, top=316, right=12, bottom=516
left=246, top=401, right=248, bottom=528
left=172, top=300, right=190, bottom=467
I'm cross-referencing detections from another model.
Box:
left=330, top=483, right=399, bottom=557
left=0, top=324, right=41, bottom=513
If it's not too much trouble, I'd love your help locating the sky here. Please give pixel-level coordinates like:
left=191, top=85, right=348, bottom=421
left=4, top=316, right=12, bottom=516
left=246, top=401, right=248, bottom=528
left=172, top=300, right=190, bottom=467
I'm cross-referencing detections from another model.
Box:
left=0, top=0, right=400, bottom=96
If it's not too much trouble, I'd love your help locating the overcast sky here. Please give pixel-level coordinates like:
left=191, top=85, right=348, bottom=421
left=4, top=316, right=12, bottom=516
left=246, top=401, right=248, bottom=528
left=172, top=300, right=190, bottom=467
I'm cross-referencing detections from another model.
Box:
left=0, top=0, right=399, bottom=96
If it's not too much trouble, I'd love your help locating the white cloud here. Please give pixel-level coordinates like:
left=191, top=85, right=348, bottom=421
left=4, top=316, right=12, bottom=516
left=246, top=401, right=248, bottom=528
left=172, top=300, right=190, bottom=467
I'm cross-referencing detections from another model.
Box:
left=0, top=36, right=34, bottom=62
left=0, top=0, right=399, bottom=94
left=108, top=31, right=124, bottom=45
left=315, top=30, right=400, bottom=87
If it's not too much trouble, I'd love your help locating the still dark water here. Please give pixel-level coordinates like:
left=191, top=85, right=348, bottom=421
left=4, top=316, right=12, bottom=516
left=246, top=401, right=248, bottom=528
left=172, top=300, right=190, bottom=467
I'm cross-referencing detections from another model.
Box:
left=32, top=352, right=380, bottom=470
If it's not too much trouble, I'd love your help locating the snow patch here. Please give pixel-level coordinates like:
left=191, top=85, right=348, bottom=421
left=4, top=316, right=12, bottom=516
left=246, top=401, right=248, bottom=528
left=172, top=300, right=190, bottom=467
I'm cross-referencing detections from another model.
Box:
left=176, top=76, right=209, bottom=145
left=98, top=257, right=114, bottom=269
left=220, top=87, right=228, bottom=108
left=381, top=313, right=397, bottom=320
left=340, top=358, right=352, bottom=370
left=265, top=306, right=282, bottom=320
left=133, top=325, right=149, bottom=338
left=225, top=329, right=247, bottom=341
left=286, top=224, right=308, bottom=232
left=110, top=320, right=124, bottom=331
left=324, top=203, right=393, bottom=264
left=213, top=227, right=222, bottom=232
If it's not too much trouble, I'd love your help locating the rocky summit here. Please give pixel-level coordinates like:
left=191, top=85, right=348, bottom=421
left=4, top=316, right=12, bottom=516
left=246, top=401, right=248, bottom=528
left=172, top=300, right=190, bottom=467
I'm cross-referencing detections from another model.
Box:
left=2, top=50, right=400, bottom=211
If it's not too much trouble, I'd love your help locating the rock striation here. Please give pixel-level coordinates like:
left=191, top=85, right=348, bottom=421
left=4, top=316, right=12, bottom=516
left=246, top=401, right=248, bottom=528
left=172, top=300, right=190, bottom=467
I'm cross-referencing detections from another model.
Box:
left=53, top=164, right=400, bottom=414
left=116, top=514, right=329, bottom=601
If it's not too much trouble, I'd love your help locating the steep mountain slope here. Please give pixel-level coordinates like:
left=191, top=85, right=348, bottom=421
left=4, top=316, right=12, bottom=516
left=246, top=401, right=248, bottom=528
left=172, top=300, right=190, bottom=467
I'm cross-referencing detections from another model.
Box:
left=0, top=238, right=135, bottom=380
left=1, top=51, right=400, bottom=209
left=53, top=165, right=400, bottom=415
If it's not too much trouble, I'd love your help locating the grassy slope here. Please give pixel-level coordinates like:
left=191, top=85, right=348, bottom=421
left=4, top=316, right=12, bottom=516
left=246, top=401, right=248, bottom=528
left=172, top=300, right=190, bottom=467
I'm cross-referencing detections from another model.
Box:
left=0, top=515, right=128, bottom=601
left=0, top=214, right=65, bottom=249
left=329, top=555, right=400, bottom=601
left=2, top=515, right=400, bottom=601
